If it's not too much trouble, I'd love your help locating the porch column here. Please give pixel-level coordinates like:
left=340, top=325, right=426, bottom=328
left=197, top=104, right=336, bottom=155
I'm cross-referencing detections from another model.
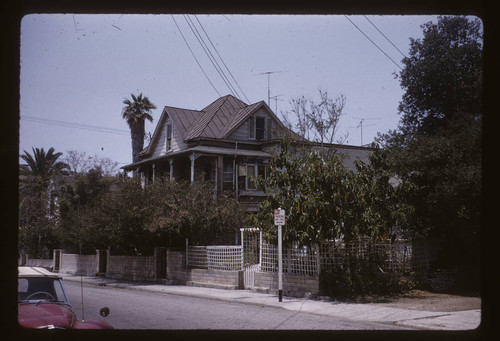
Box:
left=169, top=159, right=174, bottom=180
left=152, top=164, right=156, bottom=184
left=217, top=155, right=223, bottom=194
left=190, top=153, right=196, bottom=183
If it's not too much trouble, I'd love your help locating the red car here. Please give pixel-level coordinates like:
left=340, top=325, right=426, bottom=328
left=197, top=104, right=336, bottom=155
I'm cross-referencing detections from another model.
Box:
left=18, top=266, right=113, bottom=329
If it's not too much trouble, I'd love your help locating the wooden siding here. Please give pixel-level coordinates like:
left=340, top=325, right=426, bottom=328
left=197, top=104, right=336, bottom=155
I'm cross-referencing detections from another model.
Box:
left=227, top=108, right=276, bottom=142
left=151, top=119, right=187, bottom=158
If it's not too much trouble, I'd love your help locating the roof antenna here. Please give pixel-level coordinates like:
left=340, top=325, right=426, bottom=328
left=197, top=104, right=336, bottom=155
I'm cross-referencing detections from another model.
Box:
left=352, top=117, right=380, bottom=146
left=255, top=71, right=287, bottom=106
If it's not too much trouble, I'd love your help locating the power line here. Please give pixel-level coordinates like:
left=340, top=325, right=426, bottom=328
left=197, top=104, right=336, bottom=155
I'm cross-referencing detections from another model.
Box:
left=194, top=15, right=250, bottom=103
left=21, top=115, right=130, bottom=135
left=184, top=15, right=240, bottom=99
left=171, top=15, right=222, bottom=97
left=363, top=15, right=408, bottom=58
left=344, top=15, right=403, bottom=70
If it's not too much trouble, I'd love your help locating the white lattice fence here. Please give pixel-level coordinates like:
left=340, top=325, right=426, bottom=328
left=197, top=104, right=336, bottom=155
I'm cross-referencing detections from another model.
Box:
left=187, top=245, right=242, bottom=271
left=261, top=243, right=319, bottom=276
left=207, top=246, right=243, bottom=271
left=259, top=238, right=426, bottom=276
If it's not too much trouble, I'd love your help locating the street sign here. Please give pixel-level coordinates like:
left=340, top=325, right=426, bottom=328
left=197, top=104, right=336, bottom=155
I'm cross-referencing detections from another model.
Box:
left=274, top=208, right=285, bottom=226
left=274, top=208, right=285, bottom=302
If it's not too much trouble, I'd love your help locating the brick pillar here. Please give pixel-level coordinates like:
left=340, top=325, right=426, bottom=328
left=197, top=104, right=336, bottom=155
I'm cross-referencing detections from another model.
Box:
left=96, top=249, right=108, bottom=277
left=52, top=249, right=64, bottom=272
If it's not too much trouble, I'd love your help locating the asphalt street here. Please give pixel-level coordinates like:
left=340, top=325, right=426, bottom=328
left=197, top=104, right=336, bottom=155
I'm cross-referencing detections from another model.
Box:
left=64, top=280, right=410, bottom=330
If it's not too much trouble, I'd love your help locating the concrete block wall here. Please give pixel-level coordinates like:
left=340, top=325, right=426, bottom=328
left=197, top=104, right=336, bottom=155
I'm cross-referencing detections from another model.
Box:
left=254, top=271, right=320, bottom=298
left=106, top=255, right=155, bottom=281
left=166, top=250, right=241, bottom=288
left=24, top=257, right=53, bottom=269
left=60, top=254, right=97, bottom=276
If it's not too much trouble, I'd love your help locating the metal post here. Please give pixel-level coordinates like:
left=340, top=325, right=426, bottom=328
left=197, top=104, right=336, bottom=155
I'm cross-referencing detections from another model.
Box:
left=278, top=224, right=283, bottom=302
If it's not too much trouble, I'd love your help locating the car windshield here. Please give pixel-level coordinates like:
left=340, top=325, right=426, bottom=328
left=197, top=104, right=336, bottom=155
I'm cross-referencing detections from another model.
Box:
left=18, top=277, right=68, bottom=303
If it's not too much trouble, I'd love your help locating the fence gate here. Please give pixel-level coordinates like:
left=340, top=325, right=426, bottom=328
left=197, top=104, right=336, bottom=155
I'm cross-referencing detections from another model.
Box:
left=241, top=228, right=262, bottom=289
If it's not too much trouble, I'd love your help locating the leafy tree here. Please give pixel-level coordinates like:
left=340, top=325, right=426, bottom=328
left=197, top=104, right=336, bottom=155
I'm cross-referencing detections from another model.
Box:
left=63, top=176, right=244, bottom=255
left=122, top=93, right=156, bottom=163
left=252, top=140, right=411, bottom=246
left=397, top=16, right=482, bottom=137
left=378, top=16, right=482, bottom=289
left=143, top=178, right=244, bottom=249
left=57, top=168, right=118, bottom=253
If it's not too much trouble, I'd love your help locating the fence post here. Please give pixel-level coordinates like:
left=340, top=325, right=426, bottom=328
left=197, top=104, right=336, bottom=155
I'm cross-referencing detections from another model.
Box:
left=315, top=244, right=321, bottom=276
left=240, top=229, right=244, bottom=266
left=185, top=239, right=189, bottom=268
left=259, top=230, right=262, bottom=268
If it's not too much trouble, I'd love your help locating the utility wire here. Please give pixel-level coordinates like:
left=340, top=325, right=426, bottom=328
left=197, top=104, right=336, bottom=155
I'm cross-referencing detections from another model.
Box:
left=194, top=15, right=251, bottom=103
left=21, top=115, right=130, bottom=135
left=344, top=15, right=403, bottom=70
left=171, top=15, right=222, bottom=97
left=184, top=15, right=240, bottom=99
left=363, top=15, right=408, bottom=58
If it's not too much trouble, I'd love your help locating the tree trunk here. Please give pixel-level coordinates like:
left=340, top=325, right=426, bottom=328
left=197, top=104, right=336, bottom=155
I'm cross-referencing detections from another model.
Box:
left=131, top=121, right=145, bottom=163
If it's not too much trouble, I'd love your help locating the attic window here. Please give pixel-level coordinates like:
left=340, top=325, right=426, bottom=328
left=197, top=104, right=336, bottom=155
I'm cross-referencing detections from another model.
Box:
left=256, top=117, right=266, bottom=140
left=166, top=123, right=172, bottom=151
left=248, top=116, right=267, bottom=141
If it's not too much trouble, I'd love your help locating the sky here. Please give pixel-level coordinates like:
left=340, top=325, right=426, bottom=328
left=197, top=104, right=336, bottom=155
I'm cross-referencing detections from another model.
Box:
left=20, top=14, right=444, bottom=170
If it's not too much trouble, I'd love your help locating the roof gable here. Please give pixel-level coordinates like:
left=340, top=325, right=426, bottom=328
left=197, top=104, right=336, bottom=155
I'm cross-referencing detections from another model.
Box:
left=186, top=95, right=248, bottom=140
left=140, top=95, right=299, bottom=157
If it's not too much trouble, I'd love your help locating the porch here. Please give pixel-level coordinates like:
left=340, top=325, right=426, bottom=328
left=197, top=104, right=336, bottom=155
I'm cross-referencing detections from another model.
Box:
left=131, top=146, right=271, bottom=211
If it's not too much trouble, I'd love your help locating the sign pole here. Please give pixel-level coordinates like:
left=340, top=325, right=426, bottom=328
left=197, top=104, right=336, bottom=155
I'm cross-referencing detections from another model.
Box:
left=274, top=208, right=285, bottom=303
left=278, top=224, right=283, bottom=302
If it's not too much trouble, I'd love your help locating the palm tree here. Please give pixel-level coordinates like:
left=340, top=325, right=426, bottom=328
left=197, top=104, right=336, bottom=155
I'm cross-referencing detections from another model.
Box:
left=19, top=147, right=69, bottom=257
left=122, top=93, right=156, bottom=163
left=20, top=147, right=69, bottom=187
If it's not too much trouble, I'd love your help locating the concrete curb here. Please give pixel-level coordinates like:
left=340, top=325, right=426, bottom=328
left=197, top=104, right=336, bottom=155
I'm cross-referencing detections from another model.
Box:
left=60, top=273, right=481, bottom=331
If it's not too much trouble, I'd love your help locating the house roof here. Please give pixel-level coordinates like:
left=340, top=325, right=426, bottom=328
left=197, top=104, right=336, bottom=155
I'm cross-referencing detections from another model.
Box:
left=142, top=95, right=293, bottom=158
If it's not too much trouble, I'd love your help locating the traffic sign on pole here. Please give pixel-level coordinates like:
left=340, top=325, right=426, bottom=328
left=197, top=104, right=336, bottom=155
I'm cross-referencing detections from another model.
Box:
left=274, top=208, right=285, bottom=302
left=274, top=208, right=285, bottom=226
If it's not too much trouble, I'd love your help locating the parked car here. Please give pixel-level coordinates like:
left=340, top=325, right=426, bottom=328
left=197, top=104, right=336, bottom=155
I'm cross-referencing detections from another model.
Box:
left=18, top=266, right=113, bottom=329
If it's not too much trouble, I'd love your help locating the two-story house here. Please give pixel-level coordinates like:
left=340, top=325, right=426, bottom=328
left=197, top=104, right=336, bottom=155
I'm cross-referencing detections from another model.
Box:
left=121, top=95, right=372, bottom=210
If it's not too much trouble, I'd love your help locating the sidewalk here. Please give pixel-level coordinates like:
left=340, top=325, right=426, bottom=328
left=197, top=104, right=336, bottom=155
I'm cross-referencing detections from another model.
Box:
left=60, top=273, right=481, bottom=331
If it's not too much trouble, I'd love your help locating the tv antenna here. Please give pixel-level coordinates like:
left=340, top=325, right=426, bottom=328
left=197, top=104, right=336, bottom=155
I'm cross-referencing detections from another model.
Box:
left=270, top=94, right=284, bottom=113
left=255, top=71, right=287, bottom=106
left=352, top=117, right=380, bottom=146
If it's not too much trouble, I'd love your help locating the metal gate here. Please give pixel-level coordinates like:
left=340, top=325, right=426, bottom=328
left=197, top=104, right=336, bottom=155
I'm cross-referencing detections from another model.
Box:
left=241, top=228, right=262, bottom=289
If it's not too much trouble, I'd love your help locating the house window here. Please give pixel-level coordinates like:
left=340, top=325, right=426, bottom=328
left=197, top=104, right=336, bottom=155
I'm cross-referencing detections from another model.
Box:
left=166, top=123, right=172, bottom=151
left=246, top=164, right=256, bottom=190
left=248, top=116, right=268, bottom=141
left=256, top=117, right=266, bottom=140
left=244, top=163, right=267, bottom=190
left=223, top=161, right=233, bottom=191
left=249, top=116, right=255, bottom=139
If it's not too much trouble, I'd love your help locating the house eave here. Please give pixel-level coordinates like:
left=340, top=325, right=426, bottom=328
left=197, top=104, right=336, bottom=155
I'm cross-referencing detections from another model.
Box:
left=121, top=145, right=271, bottom=171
